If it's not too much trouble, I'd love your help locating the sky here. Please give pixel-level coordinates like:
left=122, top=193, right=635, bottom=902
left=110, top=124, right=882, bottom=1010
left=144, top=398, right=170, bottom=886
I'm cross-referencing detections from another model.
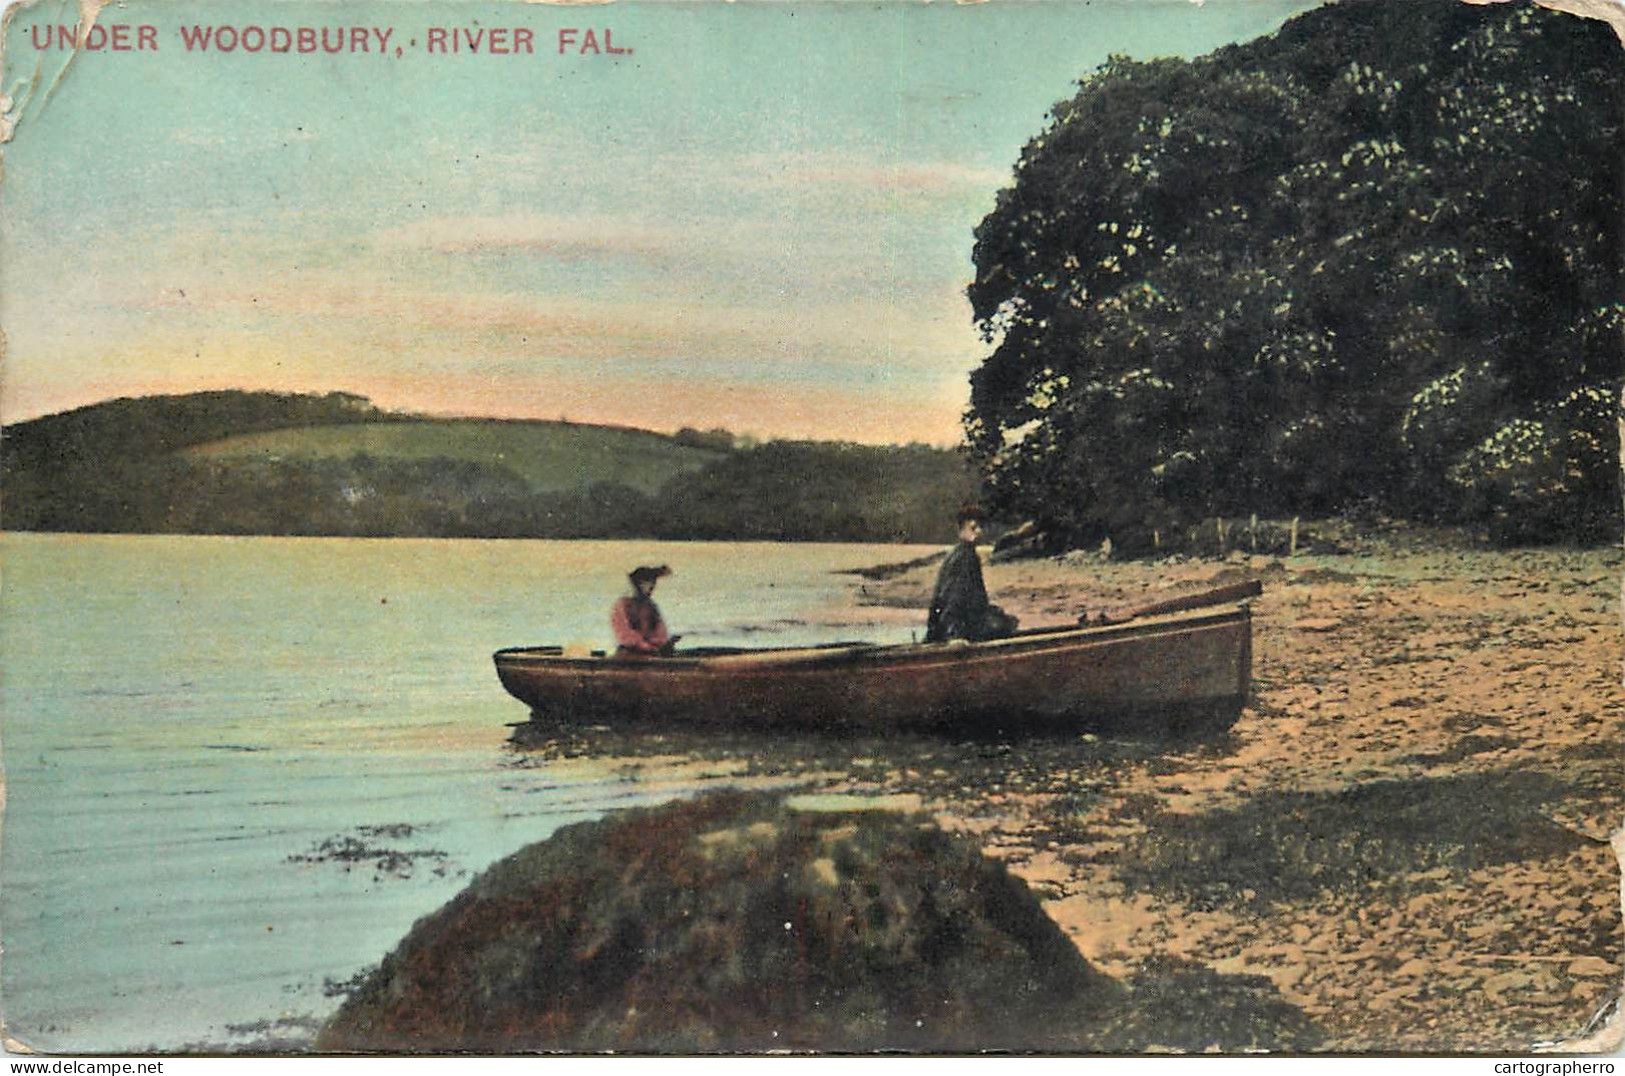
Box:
left=0, top=0, right=1319, bottom=445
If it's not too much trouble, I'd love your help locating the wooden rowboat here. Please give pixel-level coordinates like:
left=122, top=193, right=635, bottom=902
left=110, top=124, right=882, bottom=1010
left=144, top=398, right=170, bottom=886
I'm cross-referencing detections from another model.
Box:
left=494, top=584, right=1256, bottom=735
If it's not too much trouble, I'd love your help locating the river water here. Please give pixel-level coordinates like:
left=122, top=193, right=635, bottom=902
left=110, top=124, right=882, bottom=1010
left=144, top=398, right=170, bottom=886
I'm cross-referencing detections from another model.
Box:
left=0, top=533, right=934, bottom=1053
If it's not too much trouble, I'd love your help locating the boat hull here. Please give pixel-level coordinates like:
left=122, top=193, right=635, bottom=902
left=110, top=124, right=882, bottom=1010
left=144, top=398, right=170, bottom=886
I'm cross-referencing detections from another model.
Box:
left=494, top=606, right=1251, bottom=734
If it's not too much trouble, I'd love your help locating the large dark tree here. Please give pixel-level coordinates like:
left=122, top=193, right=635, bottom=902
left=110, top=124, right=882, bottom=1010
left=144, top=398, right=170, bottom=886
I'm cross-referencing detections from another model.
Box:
left=967, top=1, right=1622, bottom=550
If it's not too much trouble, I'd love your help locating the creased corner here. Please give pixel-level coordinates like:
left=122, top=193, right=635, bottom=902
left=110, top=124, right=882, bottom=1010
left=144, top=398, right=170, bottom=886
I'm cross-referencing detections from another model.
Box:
left=1543, top=829, right=1625, bottom=1053
left=1536, top=0, right=1625, bottom=48
left=0, top=0, right=111, bottom=143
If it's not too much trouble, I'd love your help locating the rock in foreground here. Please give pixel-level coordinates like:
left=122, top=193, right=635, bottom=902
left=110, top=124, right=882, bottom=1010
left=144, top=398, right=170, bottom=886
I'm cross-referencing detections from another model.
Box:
left=318, top=791, right=1120, bottom=1053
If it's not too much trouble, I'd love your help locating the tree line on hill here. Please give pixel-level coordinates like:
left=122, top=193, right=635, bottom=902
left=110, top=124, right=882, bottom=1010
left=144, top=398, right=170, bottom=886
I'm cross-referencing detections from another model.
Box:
left=0, top=392, right=977, bottom=543
left=966, top=0, right=1621, bottom=553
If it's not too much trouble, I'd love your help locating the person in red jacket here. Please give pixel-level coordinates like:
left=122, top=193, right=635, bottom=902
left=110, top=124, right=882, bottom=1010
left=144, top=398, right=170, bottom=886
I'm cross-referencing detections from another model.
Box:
left=611, top=565, right=680, bottom=656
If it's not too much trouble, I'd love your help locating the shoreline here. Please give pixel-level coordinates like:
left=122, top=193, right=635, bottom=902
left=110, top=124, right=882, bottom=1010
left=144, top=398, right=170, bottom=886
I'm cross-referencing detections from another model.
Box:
left=839, top=539, right=1624, bottom=1051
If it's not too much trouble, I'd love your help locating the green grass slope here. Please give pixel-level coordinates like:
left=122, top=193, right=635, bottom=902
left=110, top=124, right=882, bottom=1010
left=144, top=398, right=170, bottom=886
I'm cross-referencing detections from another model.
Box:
left=184, top=419, right=725, bottom=495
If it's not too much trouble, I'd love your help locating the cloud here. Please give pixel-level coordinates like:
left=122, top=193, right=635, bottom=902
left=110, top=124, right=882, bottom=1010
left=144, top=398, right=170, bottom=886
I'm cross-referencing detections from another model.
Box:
left=366, top=202, right=960, bottom=309
left=362, top=367, right=972, bottom=446
left=168, top=124, right=319, bottom=149
left=168, top=129, right=229, bottom=148
left=743, top=155, right=1009, bottom=199
left=374, top=213, right=683, bottom=262
left=91, top=242, right=977, bottom=373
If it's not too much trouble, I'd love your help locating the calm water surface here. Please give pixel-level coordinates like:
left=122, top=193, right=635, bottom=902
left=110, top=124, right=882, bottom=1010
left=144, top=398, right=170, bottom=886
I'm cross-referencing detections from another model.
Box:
left=0, top=534, right=932, bottom=1053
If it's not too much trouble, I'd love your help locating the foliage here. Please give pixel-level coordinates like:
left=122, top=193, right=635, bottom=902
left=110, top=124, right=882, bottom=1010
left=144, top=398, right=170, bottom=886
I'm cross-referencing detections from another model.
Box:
left=671, top=425, right=742, bottom=452
left=967, top=2, right=1622, bottom=550
left=656, top=440, right=977, bottom=543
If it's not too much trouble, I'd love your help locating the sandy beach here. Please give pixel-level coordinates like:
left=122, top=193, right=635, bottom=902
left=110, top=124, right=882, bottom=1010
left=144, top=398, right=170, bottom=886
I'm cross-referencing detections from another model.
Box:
left=518, top=534, right=1624, bottom=1053
left=870, top=537, right=1624, bottom=1051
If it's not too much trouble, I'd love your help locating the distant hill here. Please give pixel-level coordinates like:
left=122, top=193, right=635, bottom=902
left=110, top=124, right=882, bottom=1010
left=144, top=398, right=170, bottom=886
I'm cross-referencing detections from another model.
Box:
left=1, top=390, right=384, bottom=474
left=1, top=391, right=975, bottom=542
left=185, top=419, right=724, bottom=495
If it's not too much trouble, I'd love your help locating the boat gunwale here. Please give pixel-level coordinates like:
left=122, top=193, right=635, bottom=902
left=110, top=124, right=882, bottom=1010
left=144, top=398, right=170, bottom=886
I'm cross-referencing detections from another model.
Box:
left=493, top=604, right=1252, bottom=676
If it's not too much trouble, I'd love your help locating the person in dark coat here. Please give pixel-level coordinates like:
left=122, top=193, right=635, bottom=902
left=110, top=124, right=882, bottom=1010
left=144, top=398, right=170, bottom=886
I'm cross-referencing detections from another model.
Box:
left=926, top=506, right=1019, bottom=643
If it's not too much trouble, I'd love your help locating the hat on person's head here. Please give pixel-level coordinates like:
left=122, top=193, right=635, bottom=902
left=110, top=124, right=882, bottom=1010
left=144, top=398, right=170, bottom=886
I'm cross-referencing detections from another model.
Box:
left=956, top=504, right=985, bottom=526
left=629, top=565, right=672, bottom=585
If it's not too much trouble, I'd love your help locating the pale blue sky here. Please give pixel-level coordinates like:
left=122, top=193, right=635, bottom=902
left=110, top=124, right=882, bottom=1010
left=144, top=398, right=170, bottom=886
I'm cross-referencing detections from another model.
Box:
left=1, top=0, right=1317, bottom=443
